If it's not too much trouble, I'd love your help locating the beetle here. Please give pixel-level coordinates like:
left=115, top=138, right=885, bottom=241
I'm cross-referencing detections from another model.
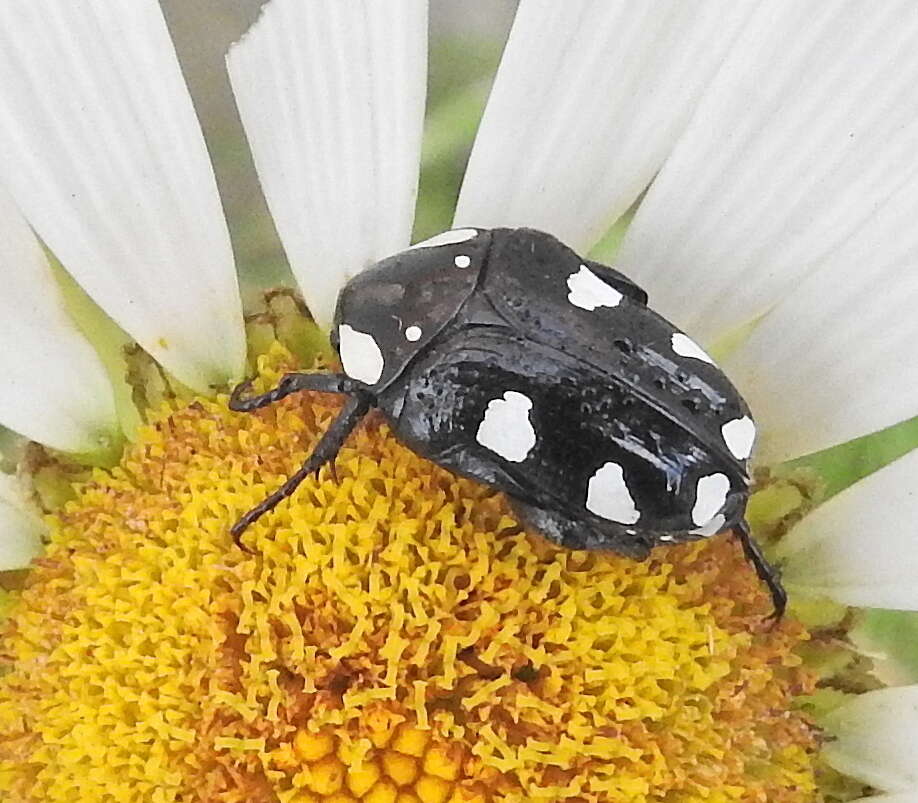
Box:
left=230, top=227, right=786, bottom=619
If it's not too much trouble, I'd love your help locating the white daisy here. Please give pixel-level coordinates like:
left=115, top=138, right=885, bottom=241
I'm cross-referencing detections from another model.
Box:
left=0, top=0, right=916, bottom=798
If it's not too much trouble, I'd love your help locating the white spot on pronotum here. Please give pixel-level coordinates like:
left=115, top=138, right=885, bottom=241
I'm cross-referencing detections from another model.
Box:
left=692, top=473, right=730, bottom=527
left=722, top=416, right=756, bottom=460
left=410, top=228, right=479, bottom=249
left=691, top=513, right=726, bottom=538
left=585, top=462, right=640, bottom=524
left=475, top=391, right=536, bottom=462
left=404, top=325, right=422, bottom=342
left=454, top=255, right=471, bottom=268
left=566, top=265, right=624, bottom=311
left=671, top=332, right=716, bottom=365
left=337, top=324, right=384, bottom=385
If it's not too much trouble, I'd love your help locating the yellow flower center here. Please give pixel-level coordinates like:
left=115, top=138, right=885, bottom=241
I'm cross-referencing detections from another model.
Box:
left=0, top=343, right=820, bottom=802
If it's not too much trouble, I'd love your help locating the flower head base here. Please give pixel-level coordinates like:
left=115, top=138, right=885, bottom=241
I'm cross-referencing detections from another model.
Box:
left=0, top=344, right=820, bottom=802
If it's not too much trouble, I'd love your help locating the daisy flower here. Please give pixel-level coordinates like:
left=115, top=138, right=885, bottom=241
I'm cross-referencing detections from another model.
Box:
left=0, top=1, right=916, bottom=801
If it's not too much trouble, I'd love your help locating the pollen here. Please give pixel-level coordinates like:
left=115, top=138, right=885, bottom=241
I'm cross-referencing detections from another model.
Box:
left=0, top=343, right=820, bottom=802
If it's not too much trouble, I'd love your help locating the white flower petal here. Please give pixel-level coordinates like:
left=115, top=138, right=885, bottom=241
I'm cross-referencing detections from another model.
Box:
left=0, top=472, right=44, bottom=570
left=822, top=686, right=918, bottom=793
left=0, top=0, right=245, bottom=392
left=453, top=0, right=754, bottom=253
left=227, top=0, right=428, bottom=328
left=724, top=171, right=918, bottom=463
left=0, top=188, right=118, bottom=453
left=618, top=1, right=918, bottom=343
left=779, top=448, right=918, bottom=610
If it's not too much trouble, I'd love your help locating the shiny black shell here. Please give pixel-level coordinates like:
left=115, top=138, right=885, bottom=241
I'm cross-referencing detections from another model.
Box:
left=332, top=227, right=755, bottom=556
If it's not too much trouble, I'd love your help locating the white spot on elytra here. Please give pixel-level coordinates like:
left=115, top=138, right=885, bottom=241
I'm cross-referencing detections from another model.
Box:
left=410, top=228, right=478, bottom=249
left=585, top=462, right=640, bottom=524
left=722, top=416, right=756, bottom=460
left=454, top=254, right=471, bottom=268
left=405, top=325, right=422, bottom=342
left=692, top=473, right=730, bottom=527
left=475, top=391, right=536, bottom=462
left=671, top=332, right=716, bottom=365
left=691, top=513, right=726, bottom=538
left=567, top=264, right=624, bottom=311
left=338, top=323, right=384, bottom=385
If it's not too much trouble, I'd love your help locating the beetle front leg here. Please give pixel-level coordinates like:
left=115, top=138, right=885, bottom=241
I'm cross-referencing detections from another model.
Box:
left=229, top=372, right=362, bottom=413
left=734, top=519, right=787, bottom=622
left=231, top=392, right=372, bottom=548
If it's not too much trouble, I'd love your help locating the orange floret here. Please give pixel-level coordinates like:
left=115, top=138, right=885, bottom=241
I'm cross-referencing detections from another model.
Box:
left=0, top=343, right=820, bottom=802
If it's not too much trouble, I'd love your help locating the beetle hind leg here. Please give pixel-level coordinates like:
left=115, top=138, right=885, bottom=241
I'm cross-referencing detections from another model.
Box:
left=733, top=519, right=787, bottom=622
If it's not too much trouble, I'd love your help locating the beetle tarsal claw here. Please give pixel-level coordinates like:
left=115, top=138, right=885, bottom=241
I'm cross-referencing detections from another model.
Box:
left=228, top=377, right=257, bottom=410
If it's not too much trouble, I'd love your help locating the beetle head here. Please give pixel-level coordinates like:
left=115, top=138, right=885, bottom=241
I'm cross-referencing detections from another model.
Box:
left=331, top=228, right=492, bottom=390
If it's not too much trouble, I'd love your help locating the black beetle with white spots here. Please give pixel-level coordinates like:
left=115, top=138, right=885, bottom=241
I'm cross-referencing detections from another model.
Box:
left=230, top=228, right=786, bottom=619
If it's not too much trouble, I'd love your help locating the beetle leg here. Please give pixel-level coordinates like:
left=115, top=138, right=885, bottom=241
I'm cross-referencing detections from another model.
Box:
left=229, top=372, right=361, bottom=413
left=232, top=392, right=372, bottom=549
left=733, top=519, right=787, bottom=622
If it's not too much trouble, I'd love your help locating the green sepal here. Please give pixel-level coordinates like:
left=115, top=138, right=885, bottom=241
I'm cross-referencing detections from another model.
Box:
left=850, top=609, right=918, bottom=686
